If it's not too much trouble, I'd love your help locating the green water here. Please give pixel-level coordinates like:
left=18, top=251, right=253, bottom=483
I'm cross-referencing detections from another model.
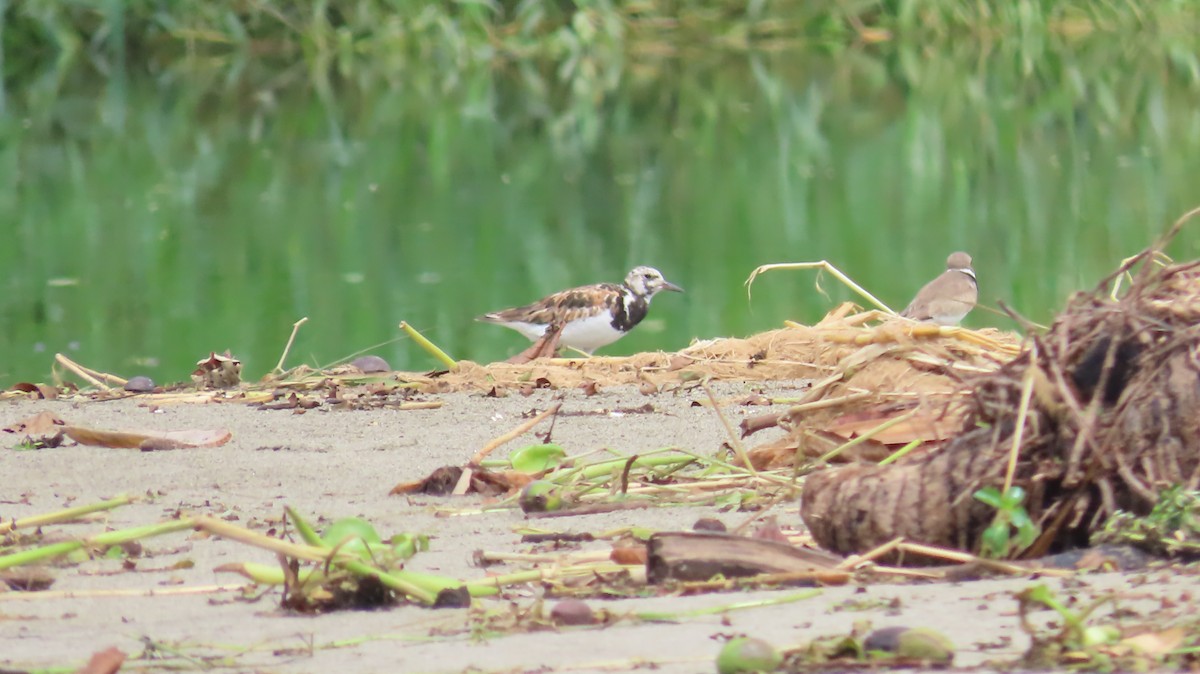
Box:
left=3, top=38, right=1200, bottom=386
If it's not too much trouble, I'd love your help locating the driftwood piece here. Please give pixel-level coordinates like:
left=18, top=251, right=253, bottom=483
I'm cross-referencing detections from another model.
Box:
left=645, top=531, right=844, bottom=583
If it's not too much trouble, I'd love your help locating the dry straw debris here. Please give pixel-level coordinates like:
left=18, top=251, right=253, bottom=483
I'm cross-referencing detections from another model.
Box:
left=802, top=208, right=1200, bottom=562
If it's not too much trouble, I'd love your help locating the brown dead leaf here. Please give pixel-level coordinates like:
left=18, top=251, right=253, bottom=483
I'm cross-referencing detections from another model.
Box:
left=827, top=403, right=962, bottom=445
left=64, top=426, right=233, bottom=451
left=390, top=465, right=533, bottom=497
left=474, top=469, right=534, bottom=495
left=391, top=466, right=465, bottom=495
left=192, top=351, right=242, bottom=388
left=3, top=411, right=65, bottom=436
left=76, top=647, right=125, bottom=674
left=666, top=355, right=696, bottom=371
left=9, top=382, right=60, bottom=399
left=1121, top=627, right=1186, bottom=657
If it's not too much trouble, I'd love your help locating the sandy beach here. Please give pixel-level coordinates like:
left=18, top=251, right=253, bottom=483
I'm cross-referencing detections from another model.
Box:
left=1, top=383, right=1192, bottom=673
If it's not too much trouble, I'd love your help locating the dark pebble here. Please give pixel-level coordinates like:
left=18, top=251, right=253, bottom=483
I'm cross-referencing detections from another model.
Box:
left=864, top=626, right=907, bottom=652
left=692, top=517, right=727, bottom=532
left=550, top=599, right=597, bottom=626
left=124, top=376, right=155, bottom=393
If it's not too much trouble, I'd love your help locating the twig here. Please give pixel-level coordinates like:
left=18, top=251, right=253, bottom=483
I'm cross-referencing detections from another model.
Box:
left=1004, top=343, right=1038, bottom=493
left=701, top=379, right=756, bottom=475
left=193, top=515, right=340, bottom=563
left=813, top=407, right=919, bottom=465
left=54, top=353, right=118, bottom=389
left=0, top=494, right=135, bottom=535
left=399, top=321, right=458, bottom=370
left=0, top=519, right=195, bottom=571
left=0, top=584, right=245, bottom=602
left=453, top=402, right=563, bottom=495
left=781, top=390, right=874, bottom=413
left=835, top=536, right=904, bottom=570
left=744, top=259, right=895, bottom=314
left=468, top=402, right=562, bottom=467
left=877, top=439, right=922, bottom=466
left=896, top=541, right=1070, bottom=576
left=273, top=317, right=309, bottom=373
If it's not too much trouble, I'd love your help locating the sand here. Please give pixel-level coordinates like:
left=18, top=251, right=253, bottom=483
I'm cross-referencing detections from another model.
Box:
left=1, top=384, right=1193, bottom=673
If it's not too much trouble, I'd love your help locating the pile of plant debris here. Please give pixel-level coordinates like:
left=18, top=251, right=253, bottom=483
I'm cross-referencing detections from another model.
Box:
left=802, top=213, right=1200, bottom=562
left=419, top=311, right=1020, bottom=396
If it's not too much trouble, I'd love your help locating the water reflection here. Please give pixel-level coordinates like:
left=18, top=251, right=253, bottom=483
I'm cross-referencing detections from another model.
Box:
left=1, top=39, right=1198, bottom=385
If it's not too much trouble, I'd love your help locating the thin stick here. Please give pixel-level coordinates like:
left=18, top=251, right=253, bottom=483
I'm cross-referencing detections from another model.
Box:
left=468, top=402, right=561, bottom=467
left=835, top=536, right=904, bottom=569
left=701, top=380, right=757, bottom=475
left=54, top=353, right=129, bottom=387
left=54, top=353, right=110, bottom=389
left=0, top=584, right=244, bottom=602
left=779, top=390, right=873, bottom=411
left=878, top=439, right=922, bottom=467
left=1004, top=344, right=1038, bottom=494
left=193, top=516, right=338, bottom=563
left=745, top=260, right=895, bottom=314
left=0, top=519, right=195, bottom=571
left=814, top=407, right=919, bottom=464
left=0, top=494, right=135, bottom=534
left=399, top=321, right=458, bottom=370
left=273, top=316, right=309, bottom=373
left=896, top=541, right=1070, bottom=576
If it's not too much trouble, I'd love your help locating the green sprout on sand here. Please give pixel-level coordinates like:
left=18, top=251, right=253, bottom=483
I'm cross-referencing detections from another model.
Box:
left=974, top=485, right=1039, bottom=559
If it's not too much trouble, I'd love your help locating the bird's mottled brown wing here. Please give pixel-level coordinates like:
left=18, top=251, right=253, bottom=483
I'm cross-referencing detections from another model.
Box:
left=482, top=283, right=623, bottom=325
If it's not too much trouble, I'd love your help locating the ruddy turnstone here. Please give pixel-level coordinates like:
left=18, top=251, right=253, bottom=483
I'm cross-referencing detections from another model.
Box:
left=900, top=251, right=977, bottom=325
left=478, top=266, right=684, bottom=354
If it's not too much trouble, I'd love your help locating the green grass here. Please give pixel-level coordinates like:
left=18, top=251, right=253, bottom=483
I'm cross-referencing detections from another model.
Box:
left=0, top=2, right=1199, bottom=385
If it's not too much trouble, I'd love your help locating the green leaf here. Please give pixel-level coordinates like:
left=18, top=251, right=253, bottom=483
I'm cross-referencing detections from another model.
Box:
left=388, top=532, right=429, bottom=559
left=285, top=506, right=325, bottom=547
left=321, top=517, right=383, bottom=548
left=973, top=487, right=1004, bottom=508
left=1000, top=486, right=1026, bottom=508
left=980, top=521, right=1011, bottom=558
left=509, top=443, right=566, bottom=473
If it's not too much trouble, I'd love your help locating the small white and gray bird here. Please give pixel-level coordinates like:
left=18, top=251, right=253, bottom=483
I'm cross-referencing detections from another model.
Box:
left=477, top=266, right=684, bottom=354
left=900, top=251, right=977, bottom=325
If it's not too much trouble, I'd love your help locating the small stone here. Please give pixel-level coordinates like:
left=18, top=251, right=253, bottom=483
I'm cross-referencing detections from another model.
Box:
left=351, top=355, right=390, bottom=373
left=123, top=376, right=155, bottom=393
left=549, top=599, right=597, bottom=626
left=864, top=626, right=907, bottom=652
left=866, top=626, right=954, bottom=663
left=692, top=518, right=727, bottom=532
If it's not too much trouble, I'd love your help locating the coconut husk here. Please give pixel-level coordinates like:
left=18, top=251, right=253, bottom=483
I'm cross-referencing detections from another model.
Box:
left=801, top=208, right=1200, bottom=562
